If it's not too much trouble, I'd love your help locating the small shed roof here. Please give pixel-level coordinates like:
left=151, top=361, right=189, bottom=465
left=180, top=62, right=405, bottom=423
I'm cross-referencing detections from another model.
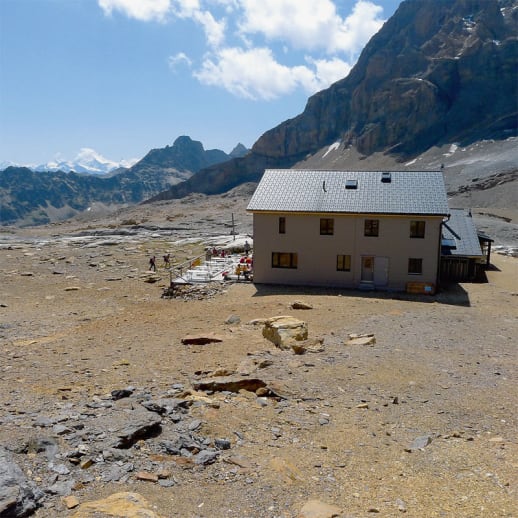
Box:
left=247, top=170, right=449, bottom=216
left=441, top=209, right=483, bottom=257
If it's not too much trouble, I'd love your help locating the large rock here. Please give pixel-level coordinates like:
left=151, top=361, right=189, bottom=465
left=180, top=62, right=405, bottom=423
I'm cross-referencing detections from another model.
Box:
left=346, top=333, right=376, bottom=346
left=262, top=316, right=308, bottom=350
left=71, top=492, right=163, bottom=518
left=0, top=446, right=43, bottom=517
left=298, top=499, right=342, bottom=518
left=112, top=410, right=162, bottom=449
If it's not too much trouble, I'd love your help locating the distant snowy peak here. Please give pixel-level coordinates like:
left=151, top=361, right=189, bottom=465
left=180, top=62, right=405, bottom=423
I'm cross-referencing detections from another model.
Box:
left=0, top=160, right=18, bottom=170
left=35, top=148, right=139, bottom=174
left=0, top=148, right=140, bottom=175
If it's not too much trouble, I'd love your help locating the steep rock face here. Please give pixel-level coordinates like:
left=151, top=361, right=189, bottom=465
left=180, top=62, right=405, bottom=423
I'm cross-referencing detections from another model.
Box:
left=153, top=0, right=516, bottom=201
left=255, top=0, right=517, bottom=158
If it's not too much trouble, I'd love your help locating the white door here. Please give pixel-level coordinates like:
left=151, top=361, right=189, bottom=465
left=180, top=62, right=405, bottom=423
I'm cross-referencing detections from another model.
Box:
left=374, top=256, right=389, bottom=286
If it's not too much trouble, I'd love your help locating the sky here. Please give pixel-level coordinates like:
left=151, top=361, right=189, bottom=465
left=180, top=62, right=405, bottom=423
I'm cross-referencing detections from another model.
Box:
left=0, top=0, right=402, bottom=166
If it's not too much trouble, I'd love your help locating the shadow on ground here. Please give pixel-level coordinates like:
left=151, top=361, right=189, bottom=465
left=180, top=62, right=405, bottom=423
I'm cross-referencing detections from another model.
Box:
left=251, top=282, right=471, bottom=307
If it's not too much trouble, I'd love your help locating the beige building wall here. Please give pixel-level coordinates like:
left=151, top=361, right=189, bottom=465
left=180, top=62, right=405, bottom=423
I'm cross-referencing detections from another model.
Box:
left=252, top=212, right=443, bottom=290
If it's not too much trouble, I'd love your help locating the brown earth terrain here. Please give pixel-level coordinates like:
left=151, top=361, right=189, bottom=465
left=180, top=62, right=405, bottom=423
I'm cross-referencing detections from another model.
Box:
left=0, top=193, right=517, bottom=518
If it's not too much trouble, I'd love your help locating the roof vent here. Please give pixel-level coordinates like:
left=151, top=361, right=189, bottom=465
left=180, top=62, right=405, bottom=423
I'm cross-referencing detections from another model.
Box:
left=381, top=172, right=392, bottom=183
left=345, top=179, right=358, bottom=189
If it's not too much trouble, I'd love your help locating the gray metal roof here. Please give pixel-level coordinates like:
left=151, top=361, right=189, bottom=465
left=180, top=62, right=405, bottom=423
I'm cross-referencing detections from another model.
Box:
left=441, top=208, right=483, bottom=257
left=247, top=170, right=449, bottom=215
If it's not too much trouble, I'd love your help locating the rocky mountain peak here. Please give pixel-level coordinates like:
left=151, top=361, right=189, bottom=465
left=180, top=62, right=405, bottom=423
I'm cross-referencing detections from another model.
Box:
left=229, top=143, right=249, bottom=158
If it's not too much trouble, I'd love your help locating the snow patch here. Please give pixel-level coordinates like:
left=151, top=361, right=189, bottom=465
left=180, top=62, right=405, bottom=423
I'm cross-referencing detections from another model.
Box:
left=443, top=144, right=459, bottom=157
left=322, top=141, right=341, bottom=158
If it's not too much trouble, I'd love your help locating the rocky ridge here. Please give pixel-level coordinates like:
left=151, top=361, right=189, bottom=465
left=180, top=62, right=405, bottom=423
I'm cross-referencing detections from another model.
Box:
left=0, top=137, right=248, bottom=227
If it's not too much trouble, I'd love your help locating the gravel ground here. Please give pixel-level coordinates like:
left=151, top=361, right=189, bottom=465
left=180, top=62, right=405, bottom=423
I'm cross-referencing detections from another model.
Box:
left=0, top=194, right=517, bottom=518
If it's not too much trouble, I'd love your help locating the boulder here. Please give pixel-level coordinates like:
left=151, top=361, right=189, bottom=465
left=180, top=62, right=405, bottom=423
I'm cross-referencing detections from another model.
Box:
left=0, top=446, right=43, bottom=517
left=112, top=410, right=162, bottom=449
left=290, top=301, right=313, bottom=310
left=298, top=499, right=342, bottom=518
left=225, top=314, right=241, bottom=324
left=263, top=316, right=308, bottom=350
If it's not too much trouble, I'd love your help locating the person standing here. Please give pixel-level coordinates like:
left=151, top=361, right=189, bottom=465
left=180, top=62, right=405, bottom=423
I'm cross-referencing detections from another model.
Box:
left=149, top=256, right=156, bottom=272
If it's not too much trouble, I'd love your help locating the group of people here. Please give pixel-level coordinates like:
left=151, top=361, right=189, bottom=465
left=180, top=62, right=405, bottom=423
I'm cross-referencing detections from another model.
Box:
left=150, top=240, right=253, bottom=277
left=236, top=242, right=253, bottom=279
left=148, top=253, right=171, bottom=272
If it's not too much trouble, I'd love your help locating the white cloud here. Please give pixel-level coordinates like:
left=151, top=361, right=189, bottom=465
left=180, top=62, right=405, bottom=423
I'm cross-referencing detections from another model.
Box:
left=306, top=57, right=353, bottom=89
left=193, top=46, right=350, bottom=100
left=98, top=0, right=172, bottom=22
left=168, top=52, right=193, bottom=70
left=192, top=0, right=385, bottom=99
left=172, top=1, right=226, bottom=47
left=172, top=0, right=201, bottom=14
left=193, top=10, right=226, bottom=47
left=333, top=1, right=385, bottom=56
left=238, top=0, right=336, bottom=50
left=194, top=47, right=302, bottom=100
left=238, top=0, right=384, bottom=54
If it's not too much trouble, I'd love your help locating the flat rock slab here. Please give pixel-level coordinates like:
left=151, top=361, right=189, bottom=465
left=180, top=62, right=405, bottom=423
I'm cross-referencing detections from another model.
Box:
left=298, top=499, right=342, bottom=518
left=263, top=316, right=308, bottom=350
left=290, top=301, right=314, bottom=310
left=181, top=333, right=224, bottom=345
left=192, top=376, right=267, bottom=394
left=71, top=491, right=163, bottom=518
left=346, top=333, right=376, bottom=346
